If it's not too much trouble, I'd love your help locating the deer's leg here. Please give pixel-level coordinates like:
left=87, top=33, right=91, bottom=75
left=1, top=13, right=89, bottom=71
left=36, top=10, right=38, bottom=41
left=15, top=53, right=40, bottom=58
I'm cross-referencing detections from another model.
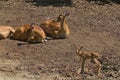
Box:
left=93, top=58, right=101, bottom=75
left=44, top=39, right=47, bottom=42
left=81, top=58, right=86, bottom=74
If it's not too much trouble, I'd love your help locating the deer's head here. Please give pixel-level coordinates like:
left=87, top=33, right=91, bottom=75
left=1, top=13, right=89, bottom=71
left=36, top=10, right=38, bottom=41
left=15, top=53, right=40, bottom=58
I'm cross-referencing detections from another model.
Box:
left=56, top=12, right=70, bottom=22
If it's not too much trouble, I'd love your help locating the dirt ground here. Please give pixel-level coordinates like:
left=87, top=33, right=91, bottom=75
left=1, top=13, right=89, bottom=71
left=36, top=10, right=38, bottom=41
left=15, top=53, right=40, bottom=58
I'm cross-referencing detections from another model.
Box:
left=0, top=0, right=120, bottom=80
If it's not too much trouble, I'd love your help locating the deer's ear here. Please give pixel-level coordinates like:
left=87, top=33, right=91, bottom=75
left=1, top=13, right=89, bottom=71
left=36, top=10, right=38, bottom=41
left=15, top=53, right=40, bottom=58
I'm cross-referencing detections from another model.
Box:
left=30, top=23, right=35, bottom=31
left=80, top=46, right=83, bottom=49
left=31, top=23, right=35, bottom=26
left=63, top=11, right=70, bottom=16
left=29, top=26, right=34, bottom=31
left=27, top=26, right=34, bottom=33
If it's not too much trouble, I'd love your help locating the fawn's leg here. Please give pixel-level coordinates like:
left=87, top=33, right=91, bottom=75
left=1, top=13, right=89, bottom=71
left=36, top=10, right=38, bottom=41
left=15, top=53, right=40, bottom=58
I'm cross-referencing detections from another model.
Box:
left=81, top=58, right=86, bottom=74
left=93, top=58, right=101, bottom=75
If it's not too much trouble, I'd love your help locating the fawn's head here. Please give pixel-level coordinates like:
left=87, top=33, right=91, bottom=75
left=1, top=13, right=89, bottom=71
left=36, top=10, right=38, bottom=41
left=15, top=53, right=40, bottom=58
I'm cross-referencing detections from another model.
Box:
left=76, top=46, right=83, bottom=54
left=72, top=44, right=83, bottom=54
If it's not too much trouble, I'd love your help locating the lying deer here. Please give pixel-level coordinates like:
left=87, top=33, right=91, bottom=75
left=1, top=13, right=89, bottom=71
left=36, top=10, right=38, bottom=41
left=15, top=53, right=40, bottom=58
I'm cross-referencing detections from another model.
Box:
left=0, top=26, right=15, bottom=39
left=40, top=12, right=70, bottom=39
left=26, top=24, right=47, bottom=43
left=10, top=23, right=47, bottom=43
left=75, top=46, right=101, bottom=75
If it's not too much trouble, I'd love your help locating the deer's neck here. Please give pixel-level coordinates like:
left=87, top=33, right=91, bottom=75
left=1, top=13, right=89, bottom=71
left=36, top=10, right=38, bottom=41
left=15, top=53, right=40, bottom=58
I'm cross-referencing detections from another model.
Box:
left=60, top=16, right=66, bottom=30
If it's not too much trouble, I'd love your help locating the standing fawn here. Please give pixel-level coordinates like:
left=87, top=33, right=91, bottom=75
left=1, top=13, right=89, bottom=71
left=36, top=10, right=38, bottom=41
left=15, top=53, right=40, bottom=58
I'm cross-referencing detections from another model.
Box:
left=76, top=46, right=101, bottom=75
left=0, top=26, right=15, bottom=39
left=40, top=12, right=70, bottom=39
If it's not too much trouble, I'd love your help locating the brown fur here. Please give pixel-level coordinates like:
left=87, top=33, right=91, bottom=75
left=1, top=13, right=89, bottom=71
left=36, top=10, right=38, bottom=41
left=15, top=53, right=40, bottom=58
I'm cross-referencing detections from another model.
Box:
left=76, top=46, right=101, bottom=75
left=10, top=24, right=31, bottom=41
left=0, top=26, right=15, bottom=39
left=40, top=12, right=70, bottom=39
left=10, top=24, right=46, bottom=43
left=27, top=24, right=47, bottom=43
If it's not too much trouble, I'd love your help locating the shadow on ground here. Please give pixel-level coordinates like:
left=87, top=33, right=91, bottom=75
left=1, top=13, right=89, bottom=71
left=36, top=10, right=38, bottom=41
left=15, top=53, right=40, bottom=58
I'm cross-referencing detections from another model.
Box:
left=86, top=0, right=120, bottom=5
left=25, top=0, right=73, bottom=7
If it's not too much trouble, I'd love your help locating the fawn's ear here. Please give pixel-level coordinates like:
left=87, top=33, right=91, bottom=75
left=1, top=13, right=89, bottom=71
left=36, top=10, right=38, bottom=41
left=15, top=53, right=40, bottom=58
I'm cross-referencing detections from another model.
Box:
left=76, top=46, right=83, bottom=51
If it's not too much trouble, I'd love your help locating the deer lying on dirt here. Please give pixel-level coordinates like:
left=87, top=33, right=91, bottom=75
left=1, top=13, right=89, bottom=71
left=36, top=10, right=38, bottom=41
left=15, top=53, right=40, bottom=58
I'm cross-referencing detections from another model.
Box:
left=10, top=23, right=47, bottom=43
left=75, top=46, right=101, bottom=75
left=40, top=12, right=70, bottom=39
left=26, top=24, right=47, bottom=43
left=0, top=26, right=15, bottom=39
